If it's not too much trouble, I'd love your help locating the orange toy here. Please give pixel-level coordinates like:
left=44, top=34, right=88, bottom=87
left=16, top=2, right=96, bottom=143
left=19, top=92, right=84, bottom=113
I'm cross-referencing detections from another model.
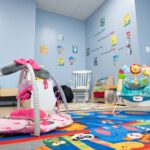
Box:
left=130, top=64, right=141, bottom=75
left=130, top=64, right=141, bottom=84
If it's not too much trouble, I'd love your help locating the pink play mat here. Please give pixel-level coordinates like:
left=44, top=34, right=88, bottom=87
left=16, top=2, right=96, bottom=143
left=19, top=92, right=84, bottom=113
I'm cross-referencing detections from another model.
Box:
left=0, top=58, right=73, bottom=135
left=0, top=110, right=73, bottom=134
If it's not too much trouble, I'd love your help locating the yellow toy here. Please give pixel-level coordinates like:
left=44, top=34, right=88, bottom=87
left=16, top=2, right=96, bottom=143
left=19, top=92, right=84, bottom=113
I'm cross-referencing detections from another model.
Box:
left=142, top=65, right=150, bottom=76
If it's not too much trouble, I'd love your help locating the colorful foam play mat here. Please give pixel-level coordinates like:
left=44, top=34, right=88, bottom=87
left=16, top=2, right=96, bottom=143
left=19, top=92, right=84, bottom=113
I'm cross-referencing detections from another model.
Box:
left=1, top=111, right=150, bottom=150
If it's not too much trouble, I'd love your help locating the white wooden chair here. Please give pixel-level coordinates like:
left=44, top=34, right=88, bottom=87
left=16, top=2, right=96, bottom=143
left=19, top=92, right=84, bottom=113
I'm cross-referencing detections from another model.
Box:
left=70, top=70, right=92, bottom=103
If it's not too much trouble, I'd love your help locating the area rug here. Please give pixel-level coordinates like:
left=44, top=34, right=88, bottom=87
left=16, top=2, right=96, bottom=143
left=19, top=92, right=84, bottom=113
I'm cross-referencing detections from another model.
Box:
left=1, top=111, right=150, bottom=150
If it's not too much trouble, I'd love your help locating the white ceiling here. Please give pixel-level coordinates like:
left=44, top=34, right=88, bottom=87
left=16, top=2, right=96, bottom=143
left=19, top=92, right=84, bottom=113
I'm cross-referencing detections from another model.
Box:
left=36, top=0, right=105, bottom=20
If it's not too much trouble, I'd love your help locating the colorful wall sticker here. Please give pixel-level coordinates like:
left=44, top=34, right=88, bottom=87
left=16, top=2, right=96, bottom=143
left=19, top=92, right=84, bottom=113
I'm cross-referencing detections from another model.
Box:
left=113, top=55, right=119, bottom=66
left=123, top=13, right=131, bottom=27
left=93, top=57, right=98, bottom=66
left=40, top=45, right=48, bottom=55
left=86, top=48, right=90, bottom=56
left=100, top=17, right=105, bottom=27
left=72, top=45, right=78, bottom=54
left=68, top=56, right=76, bottom=65
left=58, top=58, right=64, bottom=66
left=57, top=45, right=64, bottom=54
left=126, top=31, right=132, bottom=55
left=111, top=34, right=117, bottom=46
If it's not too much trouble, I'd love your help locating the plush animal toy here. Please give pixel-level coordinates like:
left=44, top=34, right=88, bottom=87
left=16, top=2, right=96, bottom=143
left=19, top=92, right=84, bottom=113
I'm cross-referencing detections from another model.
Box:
left=130, top=64, right=141, bottom=75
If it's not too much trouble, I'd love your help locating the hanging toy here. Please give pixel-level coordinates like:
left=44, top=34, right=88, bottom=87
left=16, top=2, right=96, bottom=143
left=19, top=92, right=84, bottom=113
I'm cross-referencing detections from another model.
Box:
left=118, top=69, right=126, bottom=79
left=142, top=65, right=150, bottom=77
left=130, top=64, right=141, bottom=84
left=117, top=69, right=126, bottom=93
left=122, top=65, right=130, bottom=74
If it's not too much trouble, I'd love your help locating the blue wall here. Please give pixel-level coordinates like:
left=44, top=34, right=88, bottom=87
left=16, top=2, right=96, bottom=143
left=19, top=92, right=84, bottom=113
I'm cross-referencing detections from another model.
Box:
left=35, top=9, right=86, bottom=86
left=0, top=0, right=36, bottom=88
left=85, top=0, right=140, bottom=87
left=135, top=0, right=150, bottom=64
left=0, top=0, right=149, bottom=90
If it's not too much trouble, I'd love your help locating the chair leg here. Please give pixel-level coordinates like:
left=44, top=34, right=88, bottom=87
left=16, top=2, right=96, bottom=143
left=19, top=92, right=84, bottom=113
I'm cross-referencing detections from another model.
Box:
left=112, top=97, right=120, bottom=115
left=112, top=97, right=124, bottom=116
left=84, top=92, right=88, bottom=103
left=73, top=93, right=77, bottom=103
left=112, top=102, right=118, bottom=115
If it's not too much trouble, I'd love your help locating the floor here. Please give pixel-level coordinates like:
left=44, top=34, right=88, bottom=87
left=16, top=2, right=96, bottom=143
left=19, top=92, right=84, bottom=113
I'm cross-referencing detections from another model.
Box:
left=0, top=101, right=150, bottom=150
left=0, top=101, right=150, bottom=117
left=0, top=102, right=150, bottom=150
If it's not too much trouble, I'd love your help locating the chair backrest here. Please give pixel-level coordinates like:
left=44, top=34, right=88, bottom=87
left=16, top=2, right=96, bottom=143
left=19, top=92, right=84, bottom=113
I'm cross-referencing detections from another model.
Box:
left=93, top=76, right=114, bottom=92
left=71, top=70, right=92, bottom=90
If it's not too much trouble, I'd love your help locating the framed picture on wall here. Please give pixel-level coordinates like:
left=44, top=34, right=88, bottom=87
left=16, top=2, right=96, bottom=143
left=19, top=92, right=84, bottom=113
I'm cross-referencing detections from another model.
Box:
left=113, top=55, right=119, bottom=66
left=100, top=17, right=105, bottom=27
left=68, top=56, right=76, bottom=65
left=58, top=57, right=65, bottom=66
left=72, top=45, right=78, bottom=53
left=93, top=57, right=98, bottom=66
left=86, top=48, right=90, bottom=56
left=40, top=45, right=48, bottom=55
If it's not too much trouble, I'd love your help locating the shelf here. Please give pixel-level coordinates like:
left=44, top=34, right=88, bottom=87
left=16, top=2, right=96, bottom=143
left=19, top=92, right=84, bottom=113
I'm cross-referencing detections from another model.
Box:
left=0, top=88, right=18, bottom=97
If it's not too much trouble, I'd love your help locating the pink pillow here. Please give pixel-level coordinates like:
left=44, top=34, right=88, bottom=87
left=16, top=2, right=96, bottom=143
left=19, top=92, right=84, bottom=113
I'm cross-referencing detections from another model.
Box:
left=10, top=108, right=47, bottom=120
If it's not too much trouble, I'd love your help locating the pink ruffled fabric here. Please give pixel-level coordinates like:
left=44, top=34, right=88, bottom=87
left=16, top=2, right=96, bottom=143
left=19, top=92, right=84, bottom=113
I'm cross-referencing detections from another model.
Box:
left=0, top=119, right=28, bottom=133
left=48, top=113, right=73, bottom=128
left=14, top=58, right=40, bottom=70
left=16, top=85, right=32, bottom=102
left=10, top=108, right=47, bottom=120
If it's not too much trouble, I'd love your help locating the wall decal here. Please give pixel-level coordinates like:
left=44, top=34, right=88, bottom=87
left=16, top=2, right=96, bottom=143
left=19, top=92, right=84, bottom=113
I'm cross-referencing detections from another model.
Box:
left=123, top=13, right=131, bottom=27
left=97, top=31, right=114, bottom=42
left=58, top=58, right=64, bottom=66
left=111, top=34, right=117, bottom=46
left=40, top=45, right=48, bottom=55
left=72, top=45, right=78, bottom=53
left=126, top=31, right=132, bottom=55
left=57, top=45, right=64, bottom=54
left=100, top=49, right=113, bottom=55
left=97, top=33, right=109, bottom=42
left=68, top=56, right=76, bottom=65
left=100, top=17, right=105, bottom=27
left=57, top=34, right=64, bottom=42
left=113, top=55, right=119, bottom=66
left=91, top=46, right=103, bottom=52
left=110, top=31, right=115, bottom=35
left=93, top=57, right=98, bottom=66
left=112, top=47, right=116, bottom=51
left=93, top=28, right=105, bottom=37
left=118, top=47, right=124, bottom=51
left=86, top=48, right=90, bottom=56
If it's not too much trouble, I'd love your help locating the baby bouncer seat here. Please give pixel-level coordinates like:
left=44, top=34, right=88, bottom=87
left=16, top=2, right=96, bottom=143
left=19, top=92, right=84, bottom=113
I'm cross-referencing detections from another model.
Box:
left=0, top=58, right=73, bottom=136
left=113, top=64, right=150, bottom=114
